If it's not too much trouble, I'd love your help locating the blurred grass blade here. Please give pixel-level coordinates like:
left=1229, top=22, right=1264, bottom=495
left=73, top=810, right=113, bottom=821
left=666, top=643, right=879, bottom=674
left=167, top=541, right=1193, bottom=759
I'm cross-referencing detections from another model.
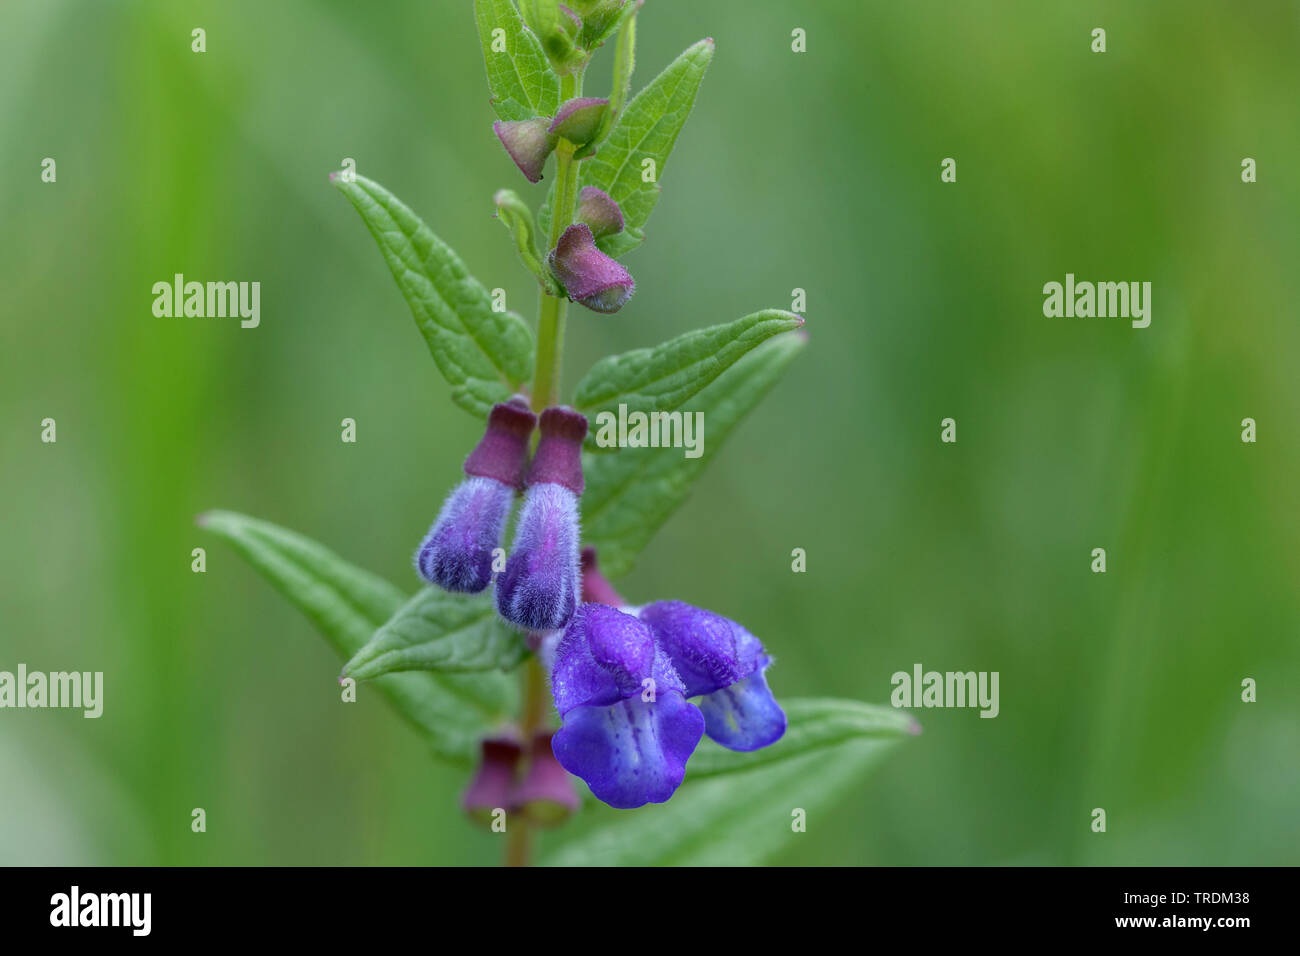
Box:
left=581, top=331, right=805, bottom=577
left=343, top=587, right=529, bottom=680
left=573, top=310, right=804, bottom=449
left=474, top=0, right=561, bottom=122
left=686, top=697, right=919, bottom=779
left=545, top=723, right=906, bottom=866
left=198, top=510, right=514, bottom=764
left=332, top=173, right=534, bottom=418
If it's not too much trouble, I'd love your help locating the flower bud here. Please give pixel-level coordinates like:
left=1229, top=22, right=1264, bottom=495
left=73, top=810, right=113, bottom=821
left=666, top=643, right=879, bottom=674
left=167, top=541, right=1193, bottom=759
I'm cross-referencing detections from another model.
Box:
left=495, top=407, right=588, bottom=631
left=462, top=734, right=522, bottom=828
left=575, top=186, right=625, bottom=239
left=548, top=97, right=609, bottom=147
left=493, top=117, right=557, bottom=183
left=580, top=546, right=625, bottom=605
left=416, top=399, right=536, bottom=593
left=512, top=731, right=580, bottom=825
left=548, top=223, right=635, bottom=314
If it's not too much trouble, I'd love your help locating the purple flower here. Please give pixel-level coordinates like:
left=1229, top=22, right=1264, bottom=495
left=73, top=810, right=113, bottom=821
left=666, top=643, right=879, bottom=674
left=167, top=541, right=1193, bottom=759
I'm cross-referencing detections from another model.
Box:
left=575, top=186, right=624, bottom=239
left=548, top=223, right=635, bottom=314
left=551, top=604, right=705, bottom=808
left=494, top=117, right=558, bottom=183
left=638, top=601, right=787, bottom=752
left=415, top=399, right=535, bottom=593
left=495, top=407, right=587, bottom=631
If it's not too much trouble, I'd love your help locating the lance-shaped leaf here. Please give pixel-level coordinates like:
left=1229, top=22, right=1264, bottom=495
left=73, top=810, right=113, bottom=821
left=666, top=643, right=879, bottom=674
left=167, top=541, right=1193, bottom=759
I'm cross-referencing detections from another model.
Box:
left=544, top=698, right=911, bottom=865
left=343, top=588, right=529, bottom=681
left=581, top=331, right=805, bottom=577
left=576, top=38, right=713, bottom=258
left=474, top=0, right=561, bottom=122
left=333, top=174, right=534, bottom=418
left=573, top=310, right=804, bottom=449
left=198, top=510, right=514, bottom=764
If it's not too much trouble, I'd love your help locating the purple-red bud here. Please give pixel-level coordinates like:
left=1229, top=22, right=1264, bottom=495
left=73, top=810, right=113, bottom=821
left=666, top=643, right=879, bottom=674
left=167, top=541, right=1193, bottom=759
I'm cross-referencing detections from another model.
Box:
left=494, top=118, right=557, bottom=183
left=548, top=223, right=635, bottom=314
left=548, top=97, right=609, bottom=146
left=528, top=407, right=588, bottom=495
left=463, top=397, right=537, bottom=490
left=575, top=186, right=625, bottom=239
left=512, top=732, right=580, bottom=826
left=580, top=547, right=625, bottom=606
left=461, top=734, right=522, bottom=827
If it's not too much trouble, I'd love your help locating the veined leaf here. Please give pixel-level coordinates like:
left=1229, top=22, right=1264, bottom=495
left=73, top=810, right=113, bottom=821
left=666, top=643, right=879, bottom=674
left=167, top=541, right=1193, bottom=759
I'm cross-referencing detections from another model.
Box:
left=573, top=311, right=804, bottom=447
left=343, top=587, right=529, bottom=681
left=579, top=38, right=713, bottom=258
left=581, top=331, right=805, bottom=577
left=544, top=700, right=910, bottom=866
left=198, top=510, right=514, bottom=764
left=332, top=174, right=534, bottom=418
left=474, top=0, right=561, bottom=122
left=686, top=698, right=919, bottom=779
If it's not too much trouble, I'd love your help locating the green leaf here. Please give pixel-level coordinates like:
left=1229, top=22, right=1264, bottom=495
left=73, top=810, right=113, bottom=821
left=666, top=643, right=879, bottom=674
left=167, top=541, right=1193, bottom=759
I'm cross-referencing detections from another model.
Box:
left=474, top=0, right=561, bottom=122
left=494, top=188, right=560, bottom=293
left=333, top=173, right=533, bottom=418
left=686, top=698, right=919, bottom=779
left=573, top=311, right=804, bottom=447
left=343, top=588, right=529, bottom=681
left=198, top=510, right=514, bottom=764
left=581, top=331, right=805, bottom=577
left=544, top=698, right=913, bottom=866
left=578, top=38, right=713, bottom=258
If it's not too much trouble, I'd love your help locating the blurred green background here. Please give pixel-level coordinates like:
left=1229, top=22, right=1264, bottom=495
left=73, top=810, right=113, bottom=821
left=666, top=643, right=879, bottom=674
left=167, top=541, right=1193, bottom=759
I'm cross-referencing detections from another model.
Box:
left=2, top=0, right=1297, bottom=865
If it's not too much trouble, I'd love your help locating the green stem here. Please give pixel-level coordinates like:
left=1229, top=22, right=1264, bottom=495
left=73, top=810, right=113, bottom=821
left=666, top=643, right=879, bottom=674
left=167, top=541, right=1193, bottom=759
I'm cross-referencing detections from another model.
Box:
left=531, top=72, right=583, bottom=413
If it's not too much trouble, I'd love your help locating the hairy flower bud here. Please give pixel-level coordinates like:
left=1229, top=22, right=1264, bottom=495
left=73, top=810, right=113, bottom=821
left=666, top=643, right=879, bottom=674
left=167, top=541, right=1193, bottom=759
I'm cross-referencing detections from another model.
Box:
left=638, top=601, right=787, bottom=752
left=575, top=186, right=625, bottom=239
left=495, top=407, right=588, bottom=631
left=416, top=399, right=536, bottom=593
left=548, top=223, right=635, bottom=313
left=551, top=604, right=705, bottom=808
left=462, top=734, right=522, bottom=827
left=493, top=117, right=558, bottom=183
left=512, top=731, right=580, bottom=825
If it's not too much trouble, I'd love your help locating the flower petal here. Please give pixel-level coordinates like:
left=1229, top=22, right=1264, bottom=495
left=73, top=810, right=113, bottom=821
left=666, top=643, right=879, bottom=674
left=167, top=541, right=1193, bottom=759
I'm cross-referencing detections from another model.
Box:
left=415, top=476, right=514, bottom=593
left=696, top=668, right=787, bottom=752
left=552, top=692, right=704, bottom=809
left=495, top=483, right=580, bottom=630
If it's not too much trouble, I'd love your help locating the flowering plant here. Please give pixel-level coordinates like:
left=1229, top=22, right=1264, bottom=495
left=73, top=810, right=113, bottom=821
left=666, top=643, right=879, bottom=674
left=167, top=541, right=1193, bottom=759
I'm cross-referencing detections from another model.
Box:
left=201, top=0, right=914, bottom=866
